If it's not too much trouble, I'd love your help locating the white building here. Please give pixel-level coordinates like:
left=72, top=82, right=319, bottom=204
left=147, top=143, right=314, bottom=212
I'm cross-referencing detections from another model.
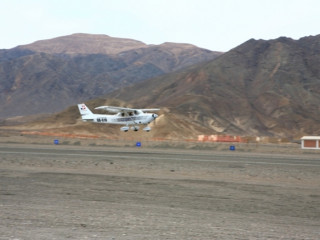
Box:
left=300, top=136, right=320, bottom=149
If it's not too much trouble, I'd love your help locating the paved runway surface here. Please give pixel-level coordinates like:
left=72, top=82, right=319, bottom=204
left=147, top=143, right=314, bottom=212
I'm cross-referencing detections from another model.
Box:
left=0, top=143, right=320, bottom=239
left=1, top=144, right=320, bottom=166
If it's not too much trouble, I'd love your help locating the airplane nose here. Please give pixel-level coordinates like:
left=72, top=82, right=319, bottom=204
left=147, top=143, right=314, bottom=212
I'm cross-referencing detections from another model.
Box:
left=152, top=114, right=158, bottom=119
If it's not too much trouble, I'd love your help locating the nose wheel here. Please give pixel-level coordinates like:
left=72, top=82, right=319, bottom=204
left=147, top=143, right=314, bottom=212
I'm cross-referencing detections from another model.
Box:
left=131, top=126, right=140, bottom=131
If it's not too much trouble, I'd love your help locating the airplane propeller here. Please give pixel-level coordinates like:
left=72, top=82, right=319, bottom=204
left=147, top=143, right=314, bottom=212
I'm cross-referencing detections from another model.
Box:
left=152, top=113, right=158, bottom=125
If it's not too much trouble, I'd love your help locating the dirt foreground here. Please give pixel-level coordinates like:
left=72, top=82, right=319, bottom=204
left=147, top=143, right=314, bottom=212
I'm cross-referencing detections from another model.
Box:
left=0, top=137, right=320, bottom=239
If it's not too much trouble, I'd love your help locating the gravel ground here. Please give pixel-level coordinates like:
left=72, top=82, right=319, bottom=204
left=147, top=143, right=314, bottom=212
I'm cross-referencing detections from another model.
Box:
left=0, top=141, right=319, bottom=240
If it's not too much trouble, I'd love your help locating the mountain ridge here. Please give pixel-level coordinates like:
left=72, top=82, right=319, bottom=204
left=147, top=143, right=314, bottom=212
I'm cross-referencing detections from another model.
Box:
left=105, top=34, right=320, bottom=138
left=0, top=33, right=221, bottom=118
left=2, top=34, right=320, bottom=139
left=17, top=33, right=148, bottom=55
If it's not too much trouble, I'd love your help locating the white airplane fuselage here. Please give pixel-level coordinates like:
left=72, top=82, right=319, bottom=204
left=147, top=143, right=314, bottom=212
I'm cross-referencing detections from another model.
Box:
left=78, top=103, right=158, bottom=132
left=82, top=112, right=156, bottom=125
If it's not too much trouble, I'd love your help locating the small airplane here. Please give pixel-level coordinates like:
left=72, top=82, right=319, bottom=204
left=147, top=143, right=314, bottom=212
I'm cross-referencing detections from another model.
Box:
left=77, top=103, right=159, bottom=132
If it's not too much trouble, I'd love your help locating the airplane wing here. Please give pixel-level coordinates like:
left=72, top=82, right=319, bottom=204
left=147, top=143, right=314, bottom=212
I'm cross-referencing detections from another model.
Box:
left=95, top=106, right=160, bottom=113
left=94, top=106, right=133, bottom=113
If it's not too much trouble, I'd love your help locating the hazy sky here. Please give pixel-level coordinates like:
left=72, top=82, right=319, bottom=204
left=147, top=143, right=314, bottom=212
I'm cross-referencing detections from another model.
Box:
left=1, top=0, right=319, bottom=51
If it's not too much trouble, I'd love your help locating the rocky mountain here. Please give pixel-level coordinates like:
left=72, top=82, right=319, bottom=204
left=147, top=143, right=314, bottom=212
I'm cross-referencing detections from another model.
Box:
left=3, top=34, right=320, bottom=139
left=0, top=33, right=221, bottom=118
left=106, top=35, right=320, bottom=138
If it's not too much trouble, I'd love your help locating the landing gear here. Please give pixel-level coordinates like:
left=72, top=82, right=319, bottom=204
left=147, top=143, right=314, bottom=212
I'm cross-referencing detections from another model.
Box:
left=131, top=126, right=140, bottom=131
left=120, top=125, right=151, bottom=132
left=120, top=126, right=129, bottom=132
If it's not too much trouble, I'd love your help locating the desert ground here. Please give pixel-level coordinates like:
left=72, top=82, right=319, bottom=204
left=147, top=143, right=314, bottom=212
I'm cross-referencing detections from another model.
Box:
left=0, top=132, right=320, bottom=239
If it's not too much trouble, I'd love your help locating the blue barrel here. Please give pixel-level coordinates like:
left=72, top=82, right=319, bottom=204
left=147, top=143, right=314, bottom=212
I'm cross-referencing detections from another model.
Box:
left=229, top=145, right=235, bottom=151
left=54, top=139, right=59, bottom=145
left=136, top=141, right=141, bottom=147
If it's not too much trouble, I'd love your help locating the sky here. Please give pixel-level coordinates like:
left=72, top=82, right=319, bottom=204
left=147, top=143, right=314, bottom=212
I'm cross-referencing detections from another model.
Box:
left=1, top=0, right=319, bottom=52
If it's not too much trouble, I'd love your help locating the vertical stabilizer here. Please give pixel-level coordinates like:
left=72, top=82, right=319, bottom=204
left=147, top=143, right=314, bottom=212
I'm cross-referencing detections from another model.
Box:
left=78, top=103, right=93, bottom=116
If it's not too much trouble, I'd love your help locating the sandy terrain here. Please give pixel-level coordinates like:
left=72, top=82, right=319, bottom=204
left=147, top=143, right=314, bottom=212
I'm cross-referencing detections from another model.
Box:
left=0, top=136, right=320, bottom=239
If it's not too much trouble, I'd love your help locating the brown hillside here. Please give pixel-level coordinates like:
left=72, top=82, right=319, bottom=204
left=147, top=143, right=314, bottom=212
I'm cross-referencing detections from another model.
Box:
left=108, top=35, right=320, bottom=138
left=4, top=34, right=320, bottom=139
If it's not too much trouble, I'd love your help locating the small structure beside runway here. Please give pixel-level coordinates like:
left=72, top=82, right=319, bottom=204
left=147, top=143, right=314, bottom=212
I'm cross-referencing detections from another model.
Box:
left=300, top=136, right=320, bottom=149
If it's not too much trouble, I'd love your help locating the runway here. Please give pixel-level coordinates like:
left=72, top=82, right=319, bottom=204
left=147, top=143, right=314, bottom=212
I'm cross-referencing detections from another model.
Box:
left=1, top=144, right=319, bottom=167
left=1, top=143, right=320, bottom=239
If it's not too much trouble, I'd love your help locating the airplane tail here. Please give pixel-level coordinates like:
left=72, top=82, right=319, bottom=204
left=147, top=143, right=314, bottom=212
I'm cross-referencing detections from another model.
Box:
left=78, top=103, right=94, bottom=121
